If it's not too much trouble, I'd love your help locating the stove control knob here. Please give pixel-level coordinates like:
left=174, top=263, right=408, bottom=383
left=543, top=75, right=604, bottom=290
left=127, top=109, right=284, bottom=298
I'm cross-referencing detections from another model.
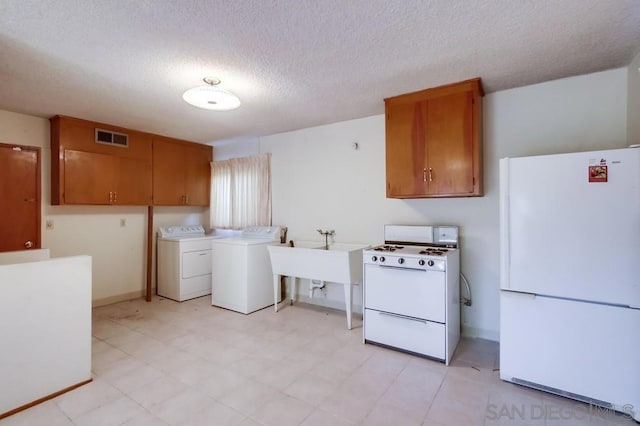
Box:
left=398, top=258, right=405, bottom=265
left=427, top=260, right=435, bottom=267
left=371, top=256, right=377, bottom=262
left=418, top=259, right=425, bottom=266
left=379, top=256, right=386, bottom=263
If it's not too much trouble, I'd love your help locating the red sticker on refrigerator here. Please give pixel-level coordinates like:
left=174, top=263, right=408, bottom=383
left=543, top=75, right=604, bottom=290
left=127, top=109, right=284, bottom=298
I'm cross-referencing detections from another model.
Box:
left=589, top=165, right=607, bottom=182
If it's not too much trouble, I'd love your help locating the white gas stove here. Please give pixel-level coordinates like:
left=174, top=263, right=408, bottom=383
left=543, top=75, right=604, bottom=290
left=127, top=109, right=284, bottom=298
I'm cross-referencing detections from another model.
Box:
left=363, top=225, right=460, bottom=364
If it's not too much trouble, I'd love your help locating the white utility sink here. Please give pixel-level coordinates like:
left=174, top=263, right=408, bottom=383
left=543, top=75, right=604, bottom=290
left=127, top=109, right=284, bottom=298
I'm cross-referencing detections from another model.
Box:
left=267, top=241, right=369, bottom=329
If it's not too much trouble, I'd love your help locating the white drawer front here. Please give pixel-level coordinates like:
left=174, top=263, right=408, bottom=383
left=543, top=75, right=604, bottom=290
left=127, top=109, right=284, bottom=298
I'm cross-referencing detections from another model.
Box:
left=180, top=274, right=211, bottom=300
left=364, top=264, right=445, bottom=322
left=182, top=249, right=212, bottom=278
left=364, top=309, right=445, bottom=360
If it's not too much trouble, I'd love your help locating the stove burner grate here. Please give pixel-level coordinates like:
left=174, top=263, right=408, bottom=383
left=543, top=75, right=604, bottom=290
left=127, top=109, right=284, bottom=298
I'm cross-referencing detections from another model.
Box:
left=418, top=247, right=449, bottom=256
left=373, top=245, right=404, bottom=252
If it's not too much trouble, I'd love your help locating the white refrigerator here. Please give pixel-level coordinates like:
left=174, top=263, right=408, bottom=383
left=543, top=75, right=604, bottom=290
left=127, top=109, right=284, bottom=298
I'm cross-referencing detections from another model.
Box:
left=500, top=147, right=640, bottom=421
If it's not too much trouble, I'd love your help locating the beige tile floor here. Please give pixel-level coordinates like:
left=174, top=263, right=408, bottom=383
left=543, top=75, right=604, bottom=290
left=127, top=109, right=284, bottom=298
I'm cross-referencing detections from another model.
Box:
left=0, top=296, right=632, bottom=425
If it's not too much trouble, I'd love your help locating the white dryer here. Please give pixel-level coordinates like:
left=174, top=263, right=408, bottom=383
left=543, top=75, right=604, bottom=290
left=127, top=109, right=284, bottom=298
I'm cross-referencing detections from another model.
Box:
left=211, top=226, right=281, bottom=314
left=157, top=225, right=221, bottom=302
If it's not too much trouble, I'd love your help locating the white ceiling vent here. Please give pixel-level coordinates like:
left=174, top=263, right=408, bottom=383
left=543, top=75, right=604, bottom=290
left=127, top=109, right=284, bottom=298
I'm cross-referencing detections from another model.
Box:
left=95, top=128, right=128, bottom=147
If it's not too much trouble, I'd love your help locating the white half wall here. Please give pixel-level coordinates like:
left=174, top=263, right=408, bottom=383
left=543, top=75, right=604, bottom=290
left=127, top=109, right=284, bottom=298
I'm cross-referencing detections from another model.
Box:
left=0, top=110, right=210, bottom=304
left=256, top=67, right=627, bottom=341
left=0, top=254, right=92, bottom=416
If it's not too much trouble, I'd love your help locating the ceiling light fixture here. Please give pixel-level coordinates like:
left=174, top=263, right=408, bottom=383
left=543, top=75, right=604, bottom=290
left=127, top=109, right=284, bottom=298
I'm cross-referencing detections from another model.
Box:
left=182, top=77, right=241, bottom=111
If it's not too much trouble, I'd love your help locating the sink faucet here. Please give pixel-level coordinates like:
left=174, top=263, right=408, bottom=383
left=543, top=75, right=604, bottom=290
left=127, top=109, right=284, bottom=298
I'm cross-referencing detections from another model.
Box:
left=316, top=229, right=335, bottom=250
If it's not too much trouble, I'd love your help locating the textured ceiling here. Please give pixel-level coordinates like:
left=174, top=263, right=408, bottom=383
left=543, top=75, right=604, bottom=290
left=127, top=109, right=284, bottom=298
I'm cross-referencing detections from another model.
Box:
left=1, top=1, right=639, bottom=145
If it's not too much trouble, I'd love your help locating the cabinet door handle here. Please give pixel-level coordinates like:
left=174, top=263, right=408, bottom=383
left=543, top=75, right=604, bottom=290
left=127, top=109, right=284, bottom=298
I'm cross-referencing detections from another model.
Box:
left=113, top=191, right=117, bottom=203
left=428, top=168, right=433, bottom=182
left=423, top=168, right=427, bottom=182
left=185, top=195, right=189, bottom=204
left=109, top=191, right=113, bottom=203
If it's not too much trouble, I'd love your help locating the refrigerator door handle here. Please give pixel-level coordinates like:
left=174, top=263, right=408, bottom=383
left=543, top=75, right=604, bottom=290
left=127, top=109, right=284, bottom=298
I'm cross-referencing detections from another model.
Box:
left=499, top=158, right=511, bottom=290
left=501, top=290, right=536, bottom=300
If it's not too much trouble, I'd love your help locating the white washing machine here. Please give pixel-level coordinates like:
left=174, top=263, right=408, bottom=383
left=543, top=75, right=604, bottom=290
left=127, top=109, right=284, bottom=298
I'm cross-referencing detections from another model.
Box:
left=211, top=226, right=281, bottom=314
left=157, top=225, right=222, bottom=302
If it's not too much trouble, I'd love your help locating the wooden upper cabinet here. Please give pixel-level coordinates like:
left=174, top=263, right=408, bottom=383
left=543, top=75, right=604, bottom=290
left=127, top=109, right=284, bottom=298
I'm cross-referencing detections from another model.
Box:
left=152, top=139, right=185, bottom=205
left=152, top=136, right=212, bottom=206
left=183, top=144, right=212, bottom=206
left=63, top=150, right=116, bottom=204
left=115, top=156, right=153, bottom=205
left=385, top=78, right=483, bottom=198
left=50, top=116, right=153, bottom=205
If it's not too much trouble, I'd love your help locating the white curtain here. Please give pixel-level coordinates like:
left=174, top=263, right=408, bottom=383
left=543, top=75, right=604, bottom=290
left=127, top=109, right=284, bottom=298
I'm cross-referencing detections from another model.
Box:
left=210, top=153, right=271, bottom=229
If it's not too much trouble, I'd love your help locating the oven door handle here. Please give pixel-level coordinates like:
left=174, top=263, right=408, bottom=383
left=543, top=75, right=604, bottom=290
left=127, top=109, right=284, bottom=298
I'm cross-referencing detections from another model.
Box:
left=378, top=311, right=427, bottom=324
left=376, top=265, right=427, bottom=272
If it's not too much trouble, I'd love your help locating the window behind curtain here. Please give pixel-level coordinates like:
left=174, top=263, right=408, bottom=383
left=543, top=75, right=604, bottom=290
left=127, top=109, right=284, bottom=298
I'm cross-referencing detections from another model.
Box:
left=210, top=153, right=271, bottom=229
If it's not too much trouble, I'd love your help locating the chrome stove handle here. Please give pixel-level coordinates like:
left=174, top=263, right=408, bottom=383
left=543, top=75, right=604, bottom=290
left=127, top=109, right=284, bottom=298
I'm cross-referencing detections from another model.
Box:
left=376, top=265, right=427, bottom=272
left=379, top=311, right=427, bottom=324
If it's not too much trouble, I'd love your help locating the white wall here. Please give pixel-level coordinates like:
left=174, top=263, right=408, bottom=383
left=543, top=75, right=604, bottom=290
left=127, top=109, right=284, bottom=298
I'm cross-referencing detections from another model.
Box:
left=212, top=136, right=261, bottom=161
left=629, top=50, right=640, bottom=144
left=0, top=110, right=209, bottom=305
left=251, top=68, right=627, bottom=341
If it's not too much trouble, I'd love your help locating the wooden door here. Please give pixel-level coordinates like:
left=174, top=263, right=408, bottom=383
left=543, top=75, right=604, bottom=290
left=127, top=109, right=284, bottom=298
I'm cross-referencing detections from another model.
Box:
left=385, top=101, right=428, bottom=197
left=425, top=91, right=474, bottom=196
left=152, top=139, right=186, bottom=205
left=64, top=150, right=114, bottom=204
left=0, top=143, right=40, bottom=252
left=184, top=145, right=210, bottom=206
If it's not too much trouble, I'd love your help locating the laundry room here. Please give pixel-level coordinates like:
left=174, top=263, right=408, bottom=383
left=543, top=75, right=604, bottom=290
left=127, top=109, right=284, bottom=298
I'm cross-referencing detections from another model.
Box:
left=1, top=1, right=639, bottom=425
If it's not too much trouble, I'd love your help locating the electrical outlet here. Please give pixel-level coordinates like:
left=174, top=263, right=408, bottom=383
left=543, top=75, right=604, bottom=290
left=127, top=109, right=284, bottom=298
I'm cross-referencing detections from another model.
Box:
left=46, top=219, right=54, bottom=230
left=120, top=218, right=126, bottom=227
